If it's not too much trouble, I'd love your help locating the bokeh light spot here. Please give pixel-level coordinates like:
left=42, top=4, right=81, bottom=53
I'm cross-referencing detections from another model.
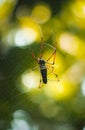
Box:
left=70, top=1, right=85, bottom=29
left=19, top=17, right=41, bottom=41
left=71, top=1, right=85, bottom=18
left=11, top=110, right=31, bottom=130
left=59, top=32, right=85, bottom=59
left=0, top=0, right=17, bottom=20
left=39, top=100, right=59, bottom=118
left=81, top=79, right=85, bottom=96
left=83, top=126, right=85, bottom=130
left=59, top=32, right=78, bottom=55
left=0, top=0, right=6, bottom=6
left=15, top=28, right=37, bottom=46
left=31, top=3, right=51, bottom=24
left=44, top=73, right=78, bottom=101
left=20, top=70, right=40, bottom=91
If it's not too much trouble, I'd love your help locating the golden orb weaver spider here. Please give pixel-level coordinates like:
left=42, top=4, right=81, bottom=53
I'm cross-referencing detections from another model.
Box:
left=30, top=37, right=59, bottom=88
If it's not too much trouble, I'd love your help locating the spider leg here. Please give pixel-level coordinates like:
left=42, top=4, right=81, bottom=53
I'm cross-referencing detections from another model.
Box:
left=32, top=66, right=39, bottom=71
left=39, top=78, right=42, bottom=88
left=47, top=66, right=59, bottom=82
left=46, top=43, right=57, bottom=65
left=46, top=65, right=54, bottom=75
left=31, top=51, right=39, bottom=63
left=40, top=37, right=44, bottom=58
left=28, top=66, right=39, bottom=75
left=28, top=45, right=38, bottom=63
left=45, top=49, right=56, bottom=65
left=30, top=66, right=43, bottom=88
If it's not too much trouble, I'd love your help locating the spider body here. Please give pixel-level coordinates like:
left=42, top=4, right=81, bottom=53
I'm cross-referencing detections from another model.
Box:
left=38, top=58, right=47, bottom=84
left=30, top=37, right=59, bottom=87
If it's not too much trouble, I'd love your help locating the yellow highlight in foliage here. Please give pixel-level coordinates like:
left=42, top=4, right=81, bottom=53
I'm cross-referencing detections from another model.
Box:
left=39, top=100, right=59, bottom=118
left=19, top=17, right=41, bottom=41
left=71, top=1, right=85, bottom=29
left=0, top=0, right=17, bottom=20
left=44, top=79, right=77, bottom=101
left=31, top=4, right=51, bottom=23
left=71, top=1, right=85, bottom=18
left=18, top=70, right=40, bottom=93
left=59, top=32, right=85, bottom=59
left=43, top=49, right=67, bottom=75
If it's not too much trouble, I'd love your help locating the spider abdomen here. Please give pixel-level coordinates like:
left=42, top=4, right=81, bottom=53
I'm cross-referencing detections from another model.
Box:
left=40, top=68, right=47, bottom=84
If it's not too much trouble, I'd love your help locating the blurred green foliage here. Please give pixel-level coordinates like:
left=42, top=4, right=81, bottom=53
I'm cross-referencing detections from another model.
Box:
left=0, top=0, right=85, bottom=130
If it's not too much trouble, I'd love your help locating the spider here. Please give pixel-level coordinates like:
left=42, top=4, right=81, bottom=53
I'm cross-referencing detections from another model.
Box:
left=30, top=37, right=59, bottom=88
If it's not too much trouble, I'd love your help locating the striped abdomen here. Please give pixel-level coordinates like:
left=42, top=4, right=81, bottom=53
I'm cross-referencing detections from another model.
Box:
left=40, top=68, right=47, bottom=84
